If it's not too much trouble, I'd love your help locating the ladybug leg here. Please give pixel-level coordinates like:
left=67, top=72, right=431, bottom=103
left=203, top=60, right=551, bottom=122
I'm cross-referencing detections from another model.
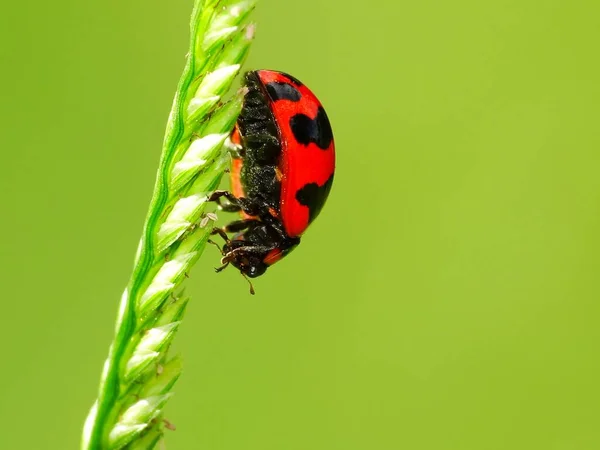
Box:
left=210, top=227, right=230, bottom=243
left=208, top=190, right=240, bottom=205
left=212, top=195, right=242, bottom=213
left=209, top=190, right=262, bottom=216
left=256, top=213, right=288, bottom=238
left=210, top=219, right=258, bottom=239
left=207, top=239, right=224, bottom=254
left=221, top=219, right=259, bottom=233
left=209, top=219, right=259, bottom=254
left=221, top=203, right=242, bottom=213
left=224, top=245, right=274, bottom=260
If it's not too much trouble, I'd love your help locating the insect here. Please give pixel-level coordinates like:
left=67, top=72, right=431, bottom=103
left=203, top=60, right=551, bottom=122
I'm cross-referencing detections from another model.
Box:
left=209, top=70, right=335, bottom=293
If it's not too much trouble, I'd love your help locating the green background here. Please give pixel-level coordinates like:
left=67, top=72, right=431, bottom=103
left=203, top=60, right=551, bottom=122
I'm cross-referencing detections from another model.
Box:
left=2, top=0, right=600, bottom=448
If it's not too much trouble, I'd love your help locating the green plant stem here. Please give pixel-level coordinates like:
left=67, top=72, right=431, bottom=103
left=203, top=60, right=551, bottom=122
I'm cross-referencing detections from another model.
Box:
left=82, top=1, right=257, bottom=448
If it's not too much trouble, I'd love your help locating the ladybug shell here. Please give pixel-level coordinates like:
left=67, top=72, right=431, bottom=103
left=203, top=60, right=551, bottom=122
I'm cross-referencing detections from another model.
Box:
left=234, top=70, right=335, bottom=238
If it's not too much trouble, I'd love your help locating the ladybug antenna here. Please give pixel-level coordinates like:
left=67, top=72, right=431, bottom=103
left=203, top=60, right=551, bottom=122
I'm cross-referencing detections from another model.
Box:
left=241, top=273, right=256, bottom=295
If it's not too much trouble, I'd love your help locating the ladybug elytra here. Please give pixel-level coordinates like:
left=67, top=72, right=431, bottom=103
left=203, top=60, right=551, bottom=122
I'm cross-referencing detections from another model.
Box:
left=209, top=70, right=335, bottom=293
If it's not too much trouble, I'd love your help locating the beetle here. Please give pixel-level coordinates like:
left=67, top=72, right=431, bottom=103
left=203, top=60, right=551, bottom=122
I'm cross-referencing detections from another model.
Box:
left=209, top=70, right=335, bottom=293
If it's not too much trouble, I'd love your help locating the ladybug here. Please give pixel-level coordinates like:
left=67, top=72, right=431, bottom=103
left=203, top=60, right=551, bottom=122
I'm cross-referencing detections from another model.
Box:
left=209, top=70, right=335, bottom=292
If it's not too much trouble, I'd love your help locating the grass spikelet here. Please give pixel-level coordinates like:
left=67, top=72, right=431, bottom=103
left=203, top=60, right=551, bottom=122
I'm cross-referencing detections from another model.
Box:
left=81, top=1, right=258, bottom=448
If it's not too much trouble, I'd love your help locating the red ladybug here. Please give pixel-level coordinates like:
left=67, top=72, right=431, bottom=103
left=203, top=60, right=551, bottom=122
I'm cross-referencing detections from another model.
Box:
left=209, top=70, right=335, bottom=292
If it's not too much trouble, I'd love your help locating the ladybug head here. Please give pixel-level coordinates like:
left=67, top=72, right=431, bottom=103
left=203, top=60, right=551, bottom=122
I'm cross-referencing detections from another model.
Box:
left=225, top=253, right=268, bottom=278
left=209, top=223, right=299, bottom=294
left=221, top=240, right=269, bottom=278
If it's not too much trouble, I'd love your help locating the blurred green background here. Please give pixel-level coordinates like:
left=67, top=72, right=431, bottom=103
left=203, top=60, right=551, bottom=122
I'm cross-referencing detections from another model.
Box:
left=2, top=0, right=600, bottom=448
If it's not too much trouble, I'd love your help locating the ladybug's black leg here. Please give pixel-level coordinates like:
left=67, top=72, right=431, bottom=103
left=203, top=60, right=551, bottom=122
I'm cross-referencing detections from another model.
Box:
left=221, top=219, right=259, bottom=233
left=208, top=190, right=241, bottom=206
left=221, top=203, right=242, bottom=213
left=255, top=213, right=288, bottom=239
left=210, top=227, right=230, bottom=243
left=212, top=195, right=242, bottom=213
left=207, top=239, right=224, bottom=254
left=209, top=219, right=259, bottom=254
left=209, top=190, right=262, bottom=216
left=223, top=245, right=274, bottom=260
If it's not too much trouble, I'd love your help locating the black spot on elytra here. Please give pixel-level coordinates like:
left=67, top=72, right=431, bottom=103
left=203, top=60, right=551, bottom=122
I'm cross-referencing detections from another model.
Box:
left=290, top=106, right=333, bottom=150
left=295, top=174, right=334, bottom=223
left=266, top=82, right=301, bottom=102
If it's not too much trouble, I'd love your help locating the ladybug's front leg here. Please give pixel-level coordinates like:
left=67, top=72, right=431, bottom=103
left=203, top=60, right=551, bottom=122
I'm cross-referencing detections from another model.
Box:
left=209, top=219, right=259, bottom=246
left=222, top=245, right=275, bottom=262
left=207, top=227, right=230, bottom=254
left=208, top=190, right=262, bottom=216
left=210, top=193, right=286, bottom=238
left=219, top=219, right=259, bottom=233
left=211, top=195, right=242, bottom=213
left=208, top=190, right=240, bottom=210
left=210, top=227, right=230, bottom=244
